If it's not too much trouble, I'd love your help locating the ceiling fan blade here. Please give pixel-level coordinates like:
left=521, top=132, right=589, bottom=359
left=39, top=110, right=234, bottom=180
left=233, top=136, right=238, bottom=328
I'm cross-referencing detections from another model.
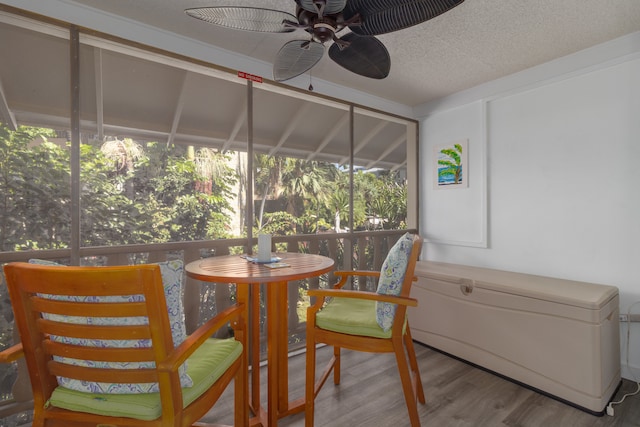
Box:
left=343, top=0, right=465, bottom=36
left=328, top=33, right=390, bottom=79
left=296, top=0, right=347, bottom=16
left=185, top=7, right=297, bottom=33
left=273, top=40, right=325, bottom=82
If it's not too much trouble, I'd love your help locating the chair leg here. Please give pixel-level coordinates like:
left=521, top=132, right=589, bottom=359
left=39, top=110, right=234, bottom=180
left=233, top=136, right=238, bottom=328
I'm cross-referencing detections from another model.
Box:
left=305, top=334, right=317, bottom=427
left=333, top=346, right=341, bottom=385
left=394, top=340, right=421, bottom=427
left=234, top=355, right=249, bottom=427
left=404, top=326, right=425, bottom=404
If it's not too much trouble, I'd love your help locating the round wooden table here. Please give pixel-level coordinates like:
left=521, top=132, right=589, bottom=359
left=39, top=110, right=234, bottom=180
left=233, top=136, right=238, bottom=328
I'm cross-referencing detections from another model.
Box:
left=186, top=253, right=335, bottom=427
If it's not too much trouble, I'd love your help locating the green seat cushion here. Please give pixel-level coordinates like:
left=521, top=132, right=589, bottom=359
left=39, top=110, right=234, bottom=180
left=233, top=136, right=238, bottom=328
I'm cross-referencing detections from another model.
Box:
left=316, top=297, right=392, bottom=339
left=48, top=338, right=242, bottom=421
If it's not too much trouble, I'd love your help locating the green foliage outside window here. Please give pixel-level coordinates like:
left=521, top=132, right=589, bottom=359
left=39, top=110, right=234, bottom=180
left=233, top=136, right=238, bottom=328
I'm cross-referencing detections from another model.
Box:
left=1, top=124, right=407, bottom=252
left=0, top=124, right=237, bottom=251
left=253, top=154, right=407, bottom=237
left=1, top=125, right=68, bottom=251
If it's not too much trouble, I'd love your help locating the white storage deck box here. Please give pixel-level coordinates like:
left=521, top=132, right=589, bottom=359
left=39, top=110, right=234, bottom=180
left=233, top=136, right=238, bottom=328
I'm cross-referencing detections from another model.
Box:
left=409, top=261, right=621, bottom=414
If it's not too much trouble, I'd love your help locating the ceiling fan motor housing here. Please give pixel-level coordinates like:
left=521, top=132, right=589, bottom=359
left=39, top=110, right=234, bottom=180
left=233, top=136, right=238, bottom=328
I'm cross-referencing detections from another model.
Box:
left=296, top=7, right=346, bottom=44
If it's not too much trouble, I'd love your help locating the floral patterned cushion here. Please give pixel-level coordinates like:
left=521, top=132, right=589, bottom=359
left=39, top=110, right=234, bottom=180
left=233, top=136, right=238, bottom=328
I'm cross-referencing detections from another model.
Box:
left=375, top=233, right=414, bottom=331
left=28, top=259, right=191, bottom=394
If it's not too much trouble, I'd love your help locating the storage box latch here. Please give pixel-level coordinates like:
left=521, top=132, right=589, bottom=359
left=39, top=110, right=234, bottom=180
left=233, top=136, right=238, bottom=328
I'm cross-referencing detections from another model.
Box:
left=460, top=278, right=474, bottom=295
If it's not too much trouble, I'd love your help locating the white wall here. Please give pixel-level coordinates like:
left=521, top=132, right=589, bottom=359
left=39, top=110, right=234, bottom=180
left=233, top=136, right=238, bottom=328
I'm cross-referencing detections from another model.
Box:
left=417, top=34, right=640, bottom=380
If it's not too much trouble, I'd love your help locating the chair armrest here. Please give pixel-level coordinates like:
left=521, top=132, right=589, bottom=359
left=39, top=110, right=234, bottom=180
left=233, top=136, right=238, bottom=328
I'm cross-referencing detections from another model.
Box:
left=0, top=343, right=24, bottom=363
left=159, top=303, right=245, bottom=372
left=333, top=270, right=380, bottom=289
left=307, top=288, right=417, bottom=307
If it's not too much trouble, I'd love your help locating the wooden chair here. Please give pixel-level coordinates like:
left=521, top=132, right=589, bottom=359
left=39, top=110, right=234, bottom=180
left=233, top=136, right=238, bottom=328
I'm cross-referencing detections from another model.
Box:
left=1, top=262, right=248, bottom=427
left=305, top=233, right=425, bottom=427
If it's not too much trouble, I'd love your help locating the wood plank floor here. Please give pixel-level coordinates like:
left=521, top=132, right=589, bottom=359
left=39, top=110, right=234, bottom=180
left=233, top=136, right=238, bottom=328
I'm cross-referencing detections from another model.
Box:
left=202, top=343, right=640, bottom=427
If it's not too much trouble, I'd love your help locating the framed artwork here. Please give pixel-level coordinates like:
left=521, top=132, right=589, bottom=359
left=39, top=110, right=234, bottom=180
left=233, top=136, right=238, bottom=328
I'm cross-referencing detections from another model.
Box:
left=434, top=139, right=468, bottom=189
left=424, top=101, right=486, bottom=248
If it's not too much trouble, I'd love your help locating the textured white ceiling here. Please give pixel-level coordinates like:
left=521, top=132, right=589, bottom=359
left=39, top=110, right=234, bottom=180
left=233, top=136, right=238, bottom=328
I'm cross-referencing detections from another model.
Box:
left=17, top=0, right=640, bottom=107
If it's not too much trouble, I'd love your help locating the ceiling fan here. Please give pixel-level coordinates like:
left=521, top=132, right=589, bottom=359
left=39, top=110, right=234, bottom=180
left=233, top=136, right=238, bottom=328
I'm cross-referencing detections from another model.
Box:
left=185, top=0, right=465, bottom=83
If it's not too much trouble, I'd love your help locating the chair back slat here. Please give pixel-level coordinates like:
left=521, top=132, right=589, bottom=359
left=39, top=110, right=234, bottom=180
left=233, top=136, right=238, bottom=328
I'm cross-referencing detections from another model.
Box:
left=16, top=266, right=148, bottom=296
left=389, top=234, right=422, bottom=335
left=44, top=341, right=155, bottom=363
left=32, top=297, right=148, bottom=317
left=37, top=319, right=153, bottom=341
left=48, top=362, right=159, bottom=384
left=399, top=234, right=423, bottom=298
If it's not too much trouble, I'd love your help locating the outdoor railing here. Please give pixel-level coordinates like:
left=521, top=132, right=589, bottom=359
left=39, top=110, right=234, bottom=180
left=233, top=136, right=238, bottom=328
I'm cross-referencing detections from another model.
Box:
left=0, top=229, right=413, bottom=425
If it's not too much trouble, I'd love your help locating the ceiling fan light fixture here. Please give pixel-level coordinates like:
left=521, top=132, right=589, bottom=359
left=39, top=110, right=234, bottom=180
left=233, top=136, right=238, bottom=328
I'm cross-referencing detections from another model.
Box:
left=311, top=21, right=339, bottom=43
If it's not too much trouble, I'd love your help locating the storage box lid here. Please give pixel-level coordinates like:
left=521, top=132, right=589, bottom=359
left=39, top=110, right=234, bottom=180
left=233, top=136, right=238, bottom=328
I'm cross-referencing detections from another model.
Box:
left=416, top=261, right=618, bottom=310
